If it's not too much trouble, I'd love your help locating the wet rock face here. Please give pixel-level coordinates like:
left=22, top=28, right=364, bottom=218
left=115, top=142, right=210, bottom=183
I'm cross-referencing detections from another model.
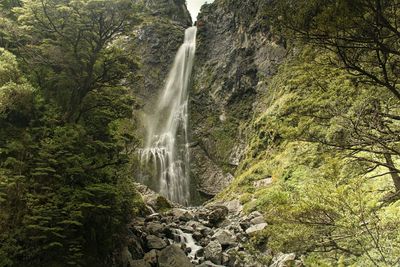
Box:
left=190, top=0, right=286, bottom=198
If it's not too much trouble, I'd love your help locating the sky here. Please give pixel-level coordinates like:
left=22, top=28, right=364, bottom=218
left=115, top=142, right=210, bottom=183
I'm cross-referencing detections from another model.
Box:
left=186, top=0, right=215, bottom=22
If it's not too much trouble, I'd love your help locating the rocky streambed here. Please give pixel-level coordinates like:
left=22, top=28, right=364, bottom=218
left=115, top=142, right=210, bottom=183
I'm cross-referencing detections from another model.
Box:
left=123, top=188, right=302, bottom=267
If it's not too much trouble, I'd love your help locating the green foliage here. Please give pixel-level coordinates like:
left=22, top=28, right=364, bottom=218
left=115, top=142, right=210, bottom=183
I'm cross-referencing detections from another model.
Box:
left=251, top=157, right=400, bottom=266
left=0, top=0, right=143, bottom=264
left=12, top=0, right=140, bottom=121
left=221, top=47, right=400, bottom=265
left=269, top=0, right=400, bottom=99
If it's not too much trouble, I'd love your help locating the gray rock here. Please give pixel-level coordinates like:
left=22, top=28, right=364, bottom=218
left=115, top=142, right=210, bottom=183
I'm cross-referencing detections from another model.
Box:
left=253, top=177, right=273, bottom=188
left=186, top=220, right=204, bottom=230
left=143, top=249, right=158, bottom=266
left=225, top=200, right=243, bottom=215
left=169, top=208, right=194, bottom=221
left=190, top=0, right=286, bottom=197
left=212, top=229, right=236, bottom=246
left=207, top=205, right=229, bottom=225
left=196, top=247, right=205, bottom=258
left=146, top=222, right=165, bottom=235
left=270, top=253, right=296, bottom=267
left=200, top=227, right=213, bottom=237
left=158, top=245, right=194, bottom=267
left=204, top=240, right=222, bottom=265
left=130, top=259, right=151, bottom=267
left=222, top=252, right=230, bottom=265
left=245, top=223, right=268, bottom=235
left=249, top=211, right=263, bottom=219
left=196, top=260, right=225, bottom=267
left=181, top=225, right=194, bottom=233
left=250, top=216, right=265, bottom=225
left=145, top=213, right=162, bottom=222
left=146, top=235, right=168, bottom=250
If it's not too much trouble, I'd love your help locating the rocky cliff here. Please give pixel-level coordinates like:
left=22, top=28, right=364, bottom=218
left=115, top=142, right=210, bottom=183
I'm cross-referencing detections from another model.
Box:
left=129, top=0, right=286, bottom=203
left=128, top=0, right=192, bottom=104
left=190, top=0, right=286, bottom=199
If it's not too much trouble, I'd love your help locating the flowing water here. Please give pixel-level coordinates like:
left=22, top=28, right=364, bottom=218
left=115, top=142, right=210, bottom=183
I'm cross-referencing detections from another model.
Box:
left=139, top=27, right=197, bottom=205
left=170, top=228, right=203, bottom=264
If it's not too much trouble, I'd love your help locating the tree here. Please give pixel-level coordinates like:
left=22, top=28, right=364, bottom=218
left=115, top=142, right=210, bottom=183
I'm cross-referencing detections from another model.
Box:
left=0, top=49, right=140, bottom=265
left=13, top=0, right=139, bottom=122
left=0, top=3, right=142, bottom=263
left=270, top=0, right=400, bottom=100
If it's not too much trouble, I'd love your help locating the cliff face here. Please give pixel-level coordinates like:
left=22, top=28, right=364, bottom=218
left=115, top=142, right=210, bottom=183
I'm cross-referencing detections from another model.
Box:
left=128, top=0, right=192, bottom=104
left=190, top=0, right=286, bottom=199
left=129, top=0, right=286, bottom=203
left=135, top=0, right=192, bottom=26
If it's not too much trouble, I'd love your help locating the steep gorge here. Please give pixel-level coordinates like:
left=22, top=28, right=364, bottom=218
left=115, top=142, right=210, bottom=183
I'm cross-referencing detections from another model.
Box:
left=2, top=0, right=399, bottom=266
left=126, top=1, right=294, bottom=266
left=130, top=0, right=400, bottom=266
left=131, top=0, right=286, bottom=203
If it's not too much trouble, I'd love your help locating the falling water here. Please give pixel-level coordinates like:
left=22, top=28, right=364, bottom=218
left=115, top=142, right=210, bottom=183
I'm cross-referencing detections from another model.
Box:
left=139, top=27, right=197, bottom=205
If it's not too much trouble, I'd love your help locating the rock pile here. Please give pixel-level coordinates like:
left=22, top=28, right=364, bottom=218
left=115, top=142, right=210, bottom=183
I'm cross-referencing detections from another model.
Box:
left=123, top=200, right=303, bottom=267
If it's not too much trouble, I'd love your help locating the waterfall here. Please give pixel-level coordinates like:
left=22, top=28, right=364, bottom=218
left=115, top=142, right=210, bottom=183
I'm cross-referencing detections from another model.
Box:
left=139, top=27, right=197, bottom=205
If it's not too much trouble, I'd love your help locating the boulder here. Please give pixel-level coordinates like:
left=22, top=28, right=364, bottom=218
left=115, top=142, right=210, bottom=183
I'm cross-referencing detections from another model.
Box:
left=270, top=253, right=296, bottom=267
left=204, top=240, right=222, bottom=265
left=212, top=229, right=236, bottom=246
left=146, top=235, right=168, bottom=250
left=224, top=200, right=243, bottom=215
left=145, top=222, right=165, bottom=235
left=181, top=225, right=194, bottom=233
left=196, top=247, right=205, bottom=258
left=145, top=213, right=162, bottom=222
left=250, top=216, right=265, bottom=225
left=169, top=208, right=194, bottom=222
left=245, top=223, right=268, bottom=235
left=248, top=211, right=262, bottom=219
left=130, top=259, right=151, bottom=267
left=207, top=205, right=229, bottom=225
left=200, top=227, right=213, bottom=237
left=157, top=245, right=194, bottom=267
left=143, top=250, right=158, bottom=266
left=253, top=177, right=273, bottom=188
left=186, top=220, right=206, bottom=231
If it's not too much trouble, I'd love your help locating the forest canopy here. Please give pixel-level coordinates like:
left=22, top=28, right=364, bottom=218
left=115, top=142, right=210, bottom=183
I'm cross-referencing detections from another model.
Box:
left=0, top=0, right=143, bottom=266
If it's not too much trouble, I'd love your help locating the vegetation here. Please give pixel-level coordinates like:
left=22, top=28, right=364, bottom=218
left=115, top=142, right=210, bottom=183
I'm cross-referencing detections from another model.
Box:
left=1, top=0, right=399, bottom=266
left=0, top=0, right=143, bottom=266
left=220, top=3, right=400, bottom=263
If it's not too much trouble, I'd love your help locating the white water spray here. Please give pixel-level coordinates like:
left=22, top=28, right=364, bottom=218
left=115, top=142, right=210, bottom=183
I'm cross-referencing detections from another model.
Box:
left=139, top=27, right=197, bottom=205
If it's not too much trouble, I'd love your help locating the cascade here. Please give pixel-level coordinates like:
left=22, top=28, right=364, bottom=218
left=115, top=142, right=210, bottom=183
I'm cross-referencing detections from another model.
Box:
left=170, top=228, right=203, bottom=264
left=139, top=27, right=197, bottom=205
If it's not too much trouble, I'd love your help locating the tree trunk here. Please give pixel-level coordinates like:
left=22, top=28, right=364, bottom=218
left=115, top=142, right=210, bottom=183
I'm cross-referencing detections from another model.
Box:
left=384, top=153, right=400, bottom=191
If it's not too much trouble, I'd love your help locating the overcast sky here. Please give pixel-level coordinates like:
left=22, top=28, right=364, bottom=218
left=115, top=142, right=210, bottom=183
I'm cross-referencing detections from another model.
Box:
left=187, top=0, right=215, bottom=22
